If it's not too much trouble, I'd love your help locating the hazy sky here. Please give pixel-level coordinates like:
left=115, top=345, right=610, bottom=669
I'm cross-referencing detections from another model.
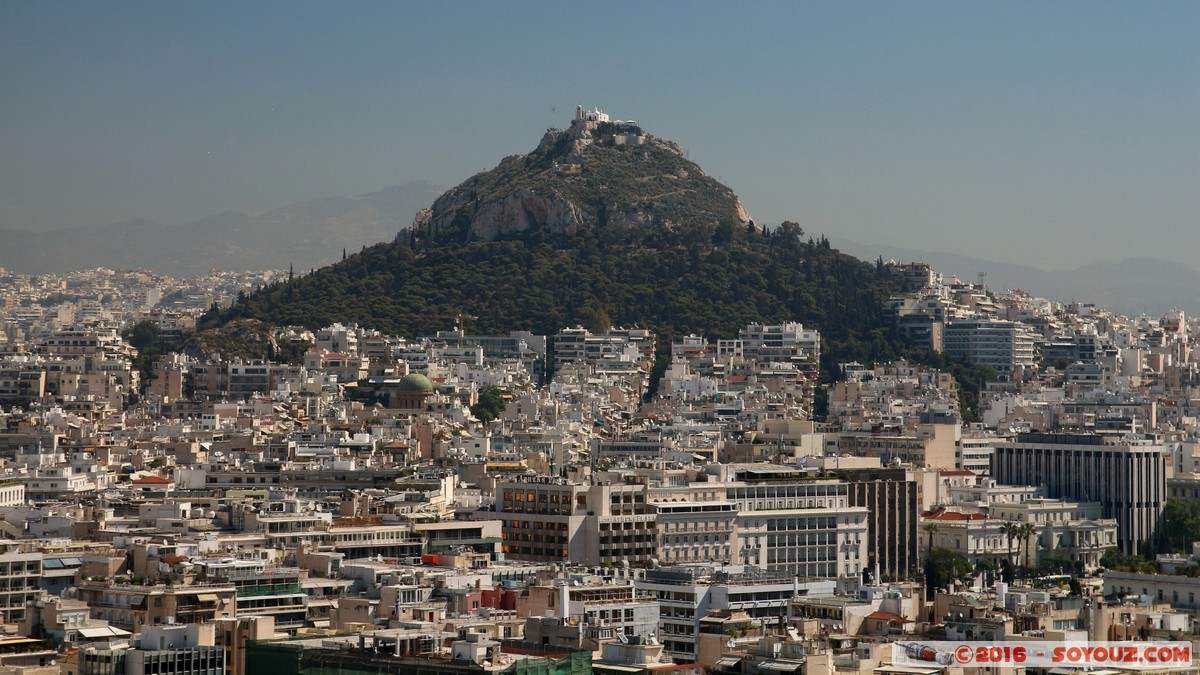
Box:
left=2, top=1, right=1197, bottom=271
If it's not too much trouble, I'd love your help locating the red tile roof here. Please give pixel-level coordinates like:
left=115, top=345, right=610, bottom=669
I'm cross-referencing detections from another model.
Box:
left=866, top=611, right=913, bottom=623
left=923, top=507, right=988, bottom=521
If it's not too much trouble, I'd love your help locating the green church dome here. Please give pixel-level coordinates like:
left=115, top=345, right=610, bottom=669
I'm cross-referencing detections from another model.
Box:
left=397, top=373, right=434, bottom=393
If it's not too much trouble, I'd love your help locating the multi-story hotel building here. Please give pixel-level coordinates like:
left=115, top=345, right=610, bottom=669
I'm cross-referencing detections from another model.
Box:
left=488, top=476, right=657, bottom=566
left=724, top=478, right=867, bottom=581
left=944, top=319, right=1036, bottom=375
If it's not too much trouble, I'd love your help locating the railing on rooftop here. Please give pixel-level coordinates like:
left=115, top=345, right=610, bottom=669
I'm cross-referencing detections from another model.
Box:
left=236, top=583, right=303, bottom=597
left=641, top=567, right=807, bottom=586
left=214, top=567, right=303, bottom=581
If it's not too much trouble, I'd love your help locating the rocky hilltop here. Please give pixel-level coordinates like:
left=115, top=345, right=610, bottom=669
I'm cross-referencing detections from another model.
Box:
left=403, top=107, right=753, bottom=244
left=206, top=108, right=907, bottom=388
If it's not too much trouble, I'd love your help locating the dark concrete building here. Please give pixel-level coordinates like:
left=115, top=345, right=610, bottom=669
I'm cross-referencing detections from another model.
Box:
left=993, top=432, right=1167, bottom=555
left=843, top=467, right=920, bottom=582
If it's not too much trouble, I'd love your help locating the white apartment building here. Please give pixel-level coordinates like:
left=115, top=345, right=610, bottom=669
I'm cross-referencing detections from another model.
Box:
left=37, top=328, right=124, bottom=357
left=24, top=465, right=107, bottom=502
left=0, top=552, right=42, bottom=624
left=554, top=327, right=655, bottom=370
left=313, top=323, right=359, bottom=355
left=1105, top=571, right=1200, bottom=610
left=637, top=565, right=834, bottom=662
left=725, top=480, right=867, bottom=580
left=737, top=322, right=821, bottom=362
left=648, top=480, right=739, bottom=564
left=943, top=319, right=1036, bottom=375
left=654, top=500, right=739, bottom=566
left=0, top=479, right=25, bottom=507
left=957, top=434, right=1000, bottom=475
left=946, top=478, right=1041, bottom=508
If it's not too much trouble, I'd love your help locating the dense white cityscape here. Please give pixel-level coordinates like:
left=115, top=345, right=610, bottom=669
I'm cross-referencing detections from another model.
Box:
left=6, top=0, right=1197, bottom=670
left=0, top=259, right=1198, bottom=674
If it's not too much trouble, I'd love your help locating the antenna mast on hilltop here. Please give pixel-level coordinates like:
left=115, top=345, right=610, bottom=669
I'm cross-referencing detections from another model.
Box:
left=977, top=271, right=987, bottom=290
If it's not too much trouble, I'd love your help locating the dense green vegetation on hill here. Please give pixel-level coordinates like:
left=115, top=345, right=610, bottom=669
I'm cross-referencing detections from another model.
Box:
left=203, top=224, right=893, bottom=360
left=198, top=224, right=998, bottom=419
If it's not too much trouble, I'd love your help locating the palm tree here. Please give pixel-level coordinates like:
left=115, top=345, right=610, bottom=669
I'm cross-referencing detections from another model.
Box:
left=1019, top=522, right=1038, bottom=570
left=922, top=522, right=940, bottom=555
left=1001, top=521, right=1021, bottom=566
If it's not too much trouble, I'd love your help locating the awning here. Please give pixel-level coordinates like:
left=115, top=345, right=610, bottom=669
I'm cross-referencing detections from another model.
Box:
left=714, top=657, right=742, bottom=668
left=78, top=626, right=132, bottom=639
left=195, top=593, right=220, bottom=604
left=757, top=660, right=803, bottom=672
left=427, top=538, right=498, bottom=548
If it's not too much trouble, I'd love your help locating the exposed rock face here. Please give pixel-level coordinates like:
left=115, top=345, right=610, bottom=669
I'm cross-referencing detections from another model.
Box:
left=412, top=188, right=583, bottom=241
left=471, top=189, right=584, bottom=240
left=401, top=111, right=753, bottom=244
left=182, top=319, right=284, bottom=362
left=733, top=197, right=753, bottom=227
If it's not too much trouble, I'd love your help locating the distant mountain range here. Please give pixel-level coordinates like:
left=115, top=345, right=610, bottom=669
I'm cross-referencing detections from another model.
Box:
left=0, top=181, right=444, bottom=276
left=826, top=236, right=1200, bottom=317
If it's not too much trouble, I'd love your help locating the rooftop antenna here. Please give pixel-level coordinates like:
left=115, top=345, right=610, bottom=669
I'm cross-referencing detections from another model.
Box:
left=977, top=271, right=987, bottom=289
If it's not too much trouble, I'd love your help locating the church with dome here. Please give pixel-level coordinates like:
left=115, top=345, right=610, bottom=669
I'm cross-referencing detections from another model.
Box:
left=394, top=372, right=435, bottom=410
